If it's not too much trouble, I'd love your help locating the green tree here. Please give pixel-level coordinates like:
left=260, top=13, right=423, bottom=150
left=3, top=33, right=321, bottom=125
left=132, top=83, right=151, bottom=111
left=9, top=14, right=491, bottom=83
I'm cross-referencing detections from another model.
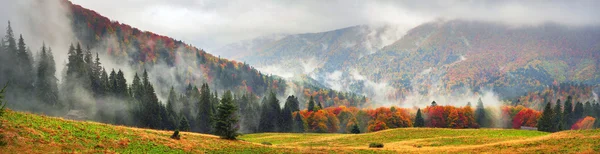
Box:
left=115, top=70, right=128, bottom=98
left=308, top=96, right=316, bottom=112
left=414, top=108, right=425, bottom=127
left=350, top=123, right=360, bottom=134
left=197, top=83, right=214, bottom=133
left=259, top=92, right=280, bottom=132
left=214, top=90, right=239, bottom=140
left=552, top=99, right=563, bottom=131
left=475, top=98, right=487, bottom=127
left=573, top=102, right=584, bottom=121
left=563, top=96, right=573, bottom=130
left=179, top=115, right=190, bottom=131
left=279, top=95, right=299, bottom=132
left=538, top=102, right=554, bottom=132
left=293, top=112, right=306, bottom=133
left=35, top=44, right=59, bottom=108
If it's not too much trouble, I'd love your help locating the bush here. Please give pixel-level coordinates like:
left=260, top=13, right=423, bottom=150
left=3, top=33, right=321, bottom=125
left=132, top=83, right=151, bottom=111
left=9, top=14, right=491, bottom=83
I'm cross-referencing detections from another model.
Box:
left=170, top=130, right=180, bottom=140
left=261, top=142, right=272, bottom=145
left=369, top=142, right=384, bottom=148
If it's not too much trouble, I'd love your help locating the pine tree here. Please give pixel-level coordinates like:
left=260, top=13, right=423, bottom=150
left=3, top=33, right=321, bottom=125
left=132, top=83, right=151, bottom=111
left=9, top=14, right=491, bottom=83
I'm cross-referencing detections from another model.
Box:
left=552, top=99, right=563, bottom=131
left=308, top=96, right=315, bottom=112
left=563, top=96, right=573, bottom=130
left=538, top=102, right=554, bottom=132
left=109, top=69, right=117, bottom=95
left=141, top=70, right=161, bottom=129
left=116, top=70, right=128, bottom=98
left=293, top=112, right=306, bottom=133
left=573, top=102, right=584, bottom=121
left=197, top=83, right=214, bottom=133
left=414, top=108, right=425, bottom=127
left=90, top=53, right=102, bottom=96
left=99, top=68, right=109, bottom=96
left=259, top=92, right=280, bottom=132
left=431, top=101, right=438, bottom=107
left=584, top=101, right=594, bottom=117
left=475, top=98, right=487, bottom=127
left=35, top=44, right=59, bottom=107
left=16, top=35, right=33, bottom=91
left=179, top=115, right=190, bottom=131
left=350, top=123, right=360, bottom=134
left=214, top=90, right=239, bottom=140
left=279, top=95, right=298, bottom=132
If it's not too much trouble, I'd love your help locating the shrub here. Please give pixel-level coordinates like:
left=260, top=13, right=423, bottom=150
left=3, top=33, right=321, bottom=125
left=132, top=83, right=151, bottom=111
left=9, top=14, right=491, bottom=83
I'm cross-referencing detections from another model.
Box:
left=170, top=130, right=180, bottom=140
left=369, top=142, right=384, bottom=148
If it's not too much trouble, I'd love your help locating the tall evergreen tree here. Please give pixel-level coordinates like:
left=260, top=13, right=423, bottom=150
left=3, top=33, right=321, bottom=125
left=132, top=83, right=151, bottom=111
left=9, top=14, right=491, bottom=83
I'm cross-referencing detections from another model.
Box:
left=16, top=35, right=33, bottom=91
left=583, top=101, right=594, bottom=117
left=35, top=44, right=59, bottom=107
left=414, top=108, right=425, bottom=127
left=197, top=83, right=213, bottom=133
left=214, top=90, right=239, bottom=140
left=99, top=68, right=109, bottom=96
left=475, top=98, right=487, bottom=127
left=279, top=95, right=299, bottom=132
left=116, top=70, right=128, bottom=98
left=259, top=92, right=280, bottom=132
left=293, top=112, right=305, bottom=133
left=552, top=99, right=563, bottom=132
left=307, top=96, right=315, bottom=112
left=538, top=102, right=554, bottom=132
left=179, top=115, right=190, bottom=131
left=573, top=102, right=584, bottom=121
left=563, top=96, right=573, bottom=130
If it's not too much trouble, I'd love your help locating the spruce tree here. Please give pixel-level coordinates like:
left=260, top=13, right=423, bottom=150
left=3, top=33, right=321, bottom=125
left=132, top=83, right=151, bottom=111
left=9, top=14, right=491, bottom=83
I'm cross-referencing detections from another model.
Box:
left=573, top=102, right=584, bottom=121
left=279, top=96, right=298, bottom=132
left=475, top=98, right=487, bottom=127
left=116, top=70, right=128, bottom=98
left=259, top=92, right=280, bottom=132
left=214, top=90, right=239, bottom=140
left=197, top=83, right=214, bottom=133
left=293, top=112, right=305, bottom=133
left=350, top=124, right=360, bottom=134
left=538, top=102, right=554, bottom=132
left=308, top=96, right=315, bottom=112
left=552, top=99, right=563, bottom=131
left=179, top=115, right=190, bottom=131
left=563, top=96, right=573, bottom=130
left=35, top=44, right=59, bottom=107
left=414, top=108, right=425, bottom=127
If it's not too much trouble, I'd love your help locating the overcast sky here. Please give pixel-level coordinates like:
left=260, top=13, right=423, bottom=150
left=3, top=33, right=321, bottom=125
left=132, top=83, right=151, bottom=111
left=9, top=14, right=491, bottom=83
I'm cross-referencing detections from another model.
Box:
left=69, top=0, right=600, bottom=51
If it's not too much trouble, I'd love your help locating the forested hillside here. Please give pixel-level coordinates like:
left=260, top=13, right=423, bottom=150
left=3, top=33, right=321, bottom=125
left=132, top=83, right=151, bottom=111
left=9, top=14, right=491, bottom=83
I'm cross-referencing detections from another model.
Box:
left=228, top=20, right=600, bottom=108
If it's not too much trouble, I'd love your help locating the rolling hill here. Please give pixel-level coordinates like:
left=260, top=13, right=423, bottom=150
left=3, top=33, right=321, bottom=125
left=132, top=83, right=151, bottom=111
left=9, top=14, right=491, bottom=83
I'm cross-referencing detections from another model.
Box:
left=1, top=109, right=599, bottom=153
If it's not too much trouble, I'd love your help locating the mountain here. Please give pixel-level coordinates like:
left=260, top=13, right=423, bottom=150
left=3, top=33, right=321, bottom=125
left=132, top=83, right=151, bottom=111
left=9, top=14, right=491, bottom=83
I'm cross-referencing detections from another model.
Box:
left=65, top=1, right=367, bottom=107
left=223, top=25, right=404, bottom=78
left=228, top=20, right=600, bottom=107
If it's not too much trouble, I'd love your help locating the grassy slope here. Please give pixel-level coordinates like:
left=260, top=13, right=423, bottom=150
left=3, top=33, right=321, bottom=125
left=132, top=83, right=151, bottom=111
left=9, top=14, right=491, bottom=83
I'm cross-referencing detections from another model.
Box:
left=241, top=128, right=600, bottom=153
left=1, top=110, right=599, bottom=153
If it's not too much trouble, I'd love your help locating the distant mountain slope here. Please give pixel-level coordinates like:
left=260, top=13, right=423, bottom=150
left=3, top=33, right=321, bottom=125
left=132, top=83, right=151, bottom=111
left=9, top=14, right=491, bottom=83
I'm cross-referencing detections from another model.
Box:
left=229, top=20, right=600, bottom=105
left=232, top=25, right=404, bottom=78
left=354, top=20, right=600, bottom=98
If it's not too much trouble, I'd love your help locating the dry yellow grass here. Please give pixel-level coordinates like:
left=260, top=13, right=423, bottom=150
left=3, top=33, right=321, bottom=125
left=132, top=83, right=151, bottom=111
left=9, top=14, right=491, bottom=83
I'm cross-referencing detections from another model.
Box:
left=1, top=109, right=599, bottom=153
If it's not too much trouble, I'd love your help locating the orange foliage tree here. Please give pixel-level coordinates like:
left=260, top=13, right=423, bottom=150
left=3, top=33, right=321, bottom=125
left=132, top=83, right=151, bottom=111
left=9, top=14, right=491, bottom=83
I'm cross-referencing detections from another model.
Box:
left=571, top=116, right=596, bottom=130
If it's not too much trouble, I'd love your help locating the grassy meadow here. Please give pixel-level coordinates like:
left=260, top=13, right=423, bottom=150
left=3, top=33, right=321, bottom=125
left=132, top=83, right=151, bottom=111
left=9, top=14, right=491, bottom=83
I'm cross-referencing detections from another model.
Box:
left=1, top=109, right=599, bottom=153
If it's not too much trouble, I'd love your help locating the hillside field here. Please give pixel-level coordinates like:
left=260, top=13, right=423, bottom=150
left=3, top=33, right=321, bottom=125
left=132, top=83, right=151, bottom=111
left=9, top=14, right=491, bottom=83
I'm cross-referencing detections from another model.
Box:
left=1, top=109, right=600, bottom=153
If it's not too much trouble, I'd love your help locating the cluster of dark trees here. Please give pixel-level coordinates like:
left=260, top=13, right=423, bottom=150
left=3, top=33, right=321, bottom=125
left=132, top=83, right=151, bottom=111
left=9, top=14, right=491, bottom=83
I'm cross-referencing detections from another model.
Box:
left=538, top=96, right=600, bottom=132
